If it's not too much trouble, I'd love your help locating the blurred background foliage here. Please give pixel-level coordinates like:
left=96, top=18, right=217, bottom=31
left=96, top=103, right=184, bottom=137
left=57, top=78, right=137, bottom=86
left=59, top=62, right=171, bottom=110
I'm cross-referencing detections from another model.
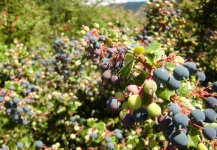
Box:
left=176, top=0, right=217, bottom=83
left=0, top=0, right=142, bottom=48
left=141, top=0, right=217, bottom=84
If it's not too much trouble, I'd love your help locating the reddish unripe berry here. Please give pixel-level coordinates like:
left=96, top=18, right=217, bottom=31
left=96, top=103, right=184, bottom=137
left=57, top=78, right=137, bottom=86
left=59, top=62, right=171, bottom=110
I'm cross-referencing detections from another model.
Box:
left=127, top=84, right=139, bottom=94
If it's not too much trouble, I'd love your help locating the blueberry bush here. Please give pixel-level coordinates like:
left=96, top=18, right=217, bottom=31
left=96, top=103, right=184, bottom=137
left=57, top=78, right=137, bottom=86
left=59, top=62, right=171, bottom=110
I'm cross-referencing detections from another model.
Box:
left=0, top=0, right=217, bottom=150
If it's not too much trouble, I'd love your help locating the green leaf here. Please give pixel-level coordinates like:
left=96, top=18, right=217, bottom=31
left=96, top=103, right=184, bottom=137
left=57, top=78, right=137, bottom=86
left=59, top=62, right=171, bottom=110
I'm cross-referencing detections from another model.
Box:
left=134, top=73, right=148, bottom=86
left=178, top=82, right=193, bottom=97
left=134, top=139, right=146, bottom=149
left=94, top=122, right=105, bottom=131
left=188, top=36, right=197, bottom=41
left=187, top=125, right=201, bottom=148
left=113, top=117, right=119, bottom=124
left=145, top=54, right=155, bottom=66
left=94, top=135, right=102, bottom=143
left=141, top=92, right=151, bottom=106
left=119, top=59, right=135, bottom=78
left=61, top=133, right=67, bottom=140
left=69, top=76, right=76, bottom=82
left=145, top=42, right=162, bottom=54
left=165, top=62, right=176, bottom=71
left=80, top=128, right=89, bottom=137
left=108, top=30, right=118, bottom=39
left=124, top=53, right=135, bottom=63
left=144, top=42, right=165, bottom=65
left=178, top=97, right=195, bottom=110
left=99, top=28, right=107, bottom=35
left=87, top=118, right=95, bottom=127
left=4, top=81, right=22, bottom=93
left=12, top=82, right=19, bottom=90
left=154, top=49, right=165, bottom=63
left=156, top=87, right=175, bottom=101
left=4, top=81, right=12, bottom=89
left=204, top=122, right=217, bottom=128
left=187, top=135, right=198, bottom=148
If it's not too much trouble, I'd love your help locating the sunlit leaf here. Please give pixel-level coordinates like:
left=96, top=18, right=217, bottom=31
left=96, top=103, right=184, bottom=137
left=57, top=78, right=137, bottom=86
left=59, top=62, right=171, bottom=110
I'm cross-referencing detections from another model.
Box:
left=119, top=59, right=135, bottom=77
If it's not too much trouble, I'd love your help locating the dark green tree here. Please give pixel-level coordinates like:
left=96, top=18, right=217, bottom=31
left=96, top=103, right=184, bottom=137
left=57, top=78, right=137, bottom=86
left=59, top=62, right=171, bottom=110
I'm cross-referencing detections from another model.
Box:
left=0, top=0, right=50, bottom=47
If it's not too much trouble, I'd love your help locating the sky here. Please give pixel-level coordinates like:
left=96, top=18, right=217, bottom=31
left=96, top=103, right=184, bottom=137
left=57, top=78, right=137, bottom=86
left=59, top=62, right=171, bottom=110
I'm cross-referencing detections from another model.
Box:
left=112, top=0, right=147, bottom=2
left=128, top=0, right=147, bottom=2
left=86, top=0, right=147, bottom=5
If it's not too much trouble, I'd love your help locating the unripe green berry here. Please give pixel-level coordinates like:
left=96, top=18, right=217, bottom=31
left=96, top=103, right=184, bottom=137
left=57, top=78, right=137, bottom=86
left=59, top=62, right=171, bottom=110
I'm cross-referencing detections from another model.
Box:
left=144, top=80, right=157, bottom=94
left=115, top=92, right=124, bottom=101
left=74, top=125, right=80, bottom=131
left=76, top=147, right=82, bottom=150
left=83, top=26, right=89, bottom=32
left=93, top=23, right=99, bottom=28
left=147, top=103, right=161, bottom=117
left=70, top=134, right=76, bottom=140
left=128, top=94, right=142, bottom=110
left=197, top=142, right=208, bottom=150
left=80, top=30, right=86, bottom=35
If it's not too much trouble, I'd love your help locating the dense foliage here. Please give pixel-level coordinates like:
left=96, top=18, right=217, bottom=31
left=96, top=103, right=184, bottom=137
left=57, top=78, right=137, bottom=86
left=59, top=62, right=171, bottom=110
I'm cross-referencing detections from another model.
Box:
left=0, top=0, right=141, bottom=48
left=143, top=0, right=217, bottom=83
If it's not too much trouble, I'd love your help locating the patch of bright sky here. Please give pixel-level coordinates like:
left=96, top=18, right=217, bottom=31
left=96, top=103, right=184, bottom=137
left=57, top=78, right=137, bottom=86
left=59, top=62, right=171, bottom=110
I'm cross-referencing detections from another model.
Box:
left=128, top=0, right=147, bottom=2
left=86, top=0, right=147, bottom=6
